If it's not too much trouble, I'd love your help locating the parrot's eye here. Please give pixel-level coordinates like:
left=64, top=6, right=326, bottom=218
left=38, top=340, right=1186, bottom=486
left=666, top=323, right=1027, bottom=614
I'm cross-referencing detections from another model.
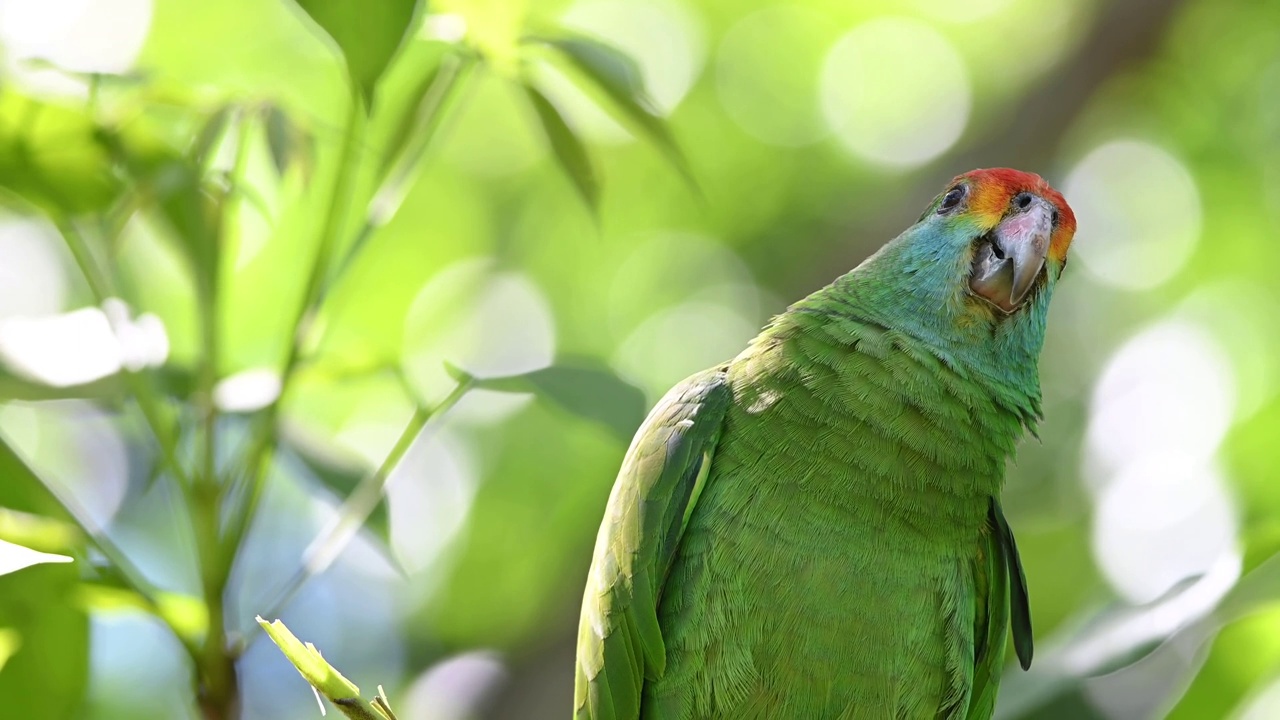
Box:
left=938, top=186, right=965, bottom=214
left=1051, top=209, right=1060, bottom=227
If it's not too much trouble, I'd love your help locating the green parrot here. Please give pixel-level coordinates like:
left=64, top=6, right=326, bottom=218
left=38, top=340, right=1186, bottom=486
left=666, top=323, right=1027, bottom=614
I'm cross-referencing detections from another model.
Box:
left=574, top=169, right=1078, bottom=719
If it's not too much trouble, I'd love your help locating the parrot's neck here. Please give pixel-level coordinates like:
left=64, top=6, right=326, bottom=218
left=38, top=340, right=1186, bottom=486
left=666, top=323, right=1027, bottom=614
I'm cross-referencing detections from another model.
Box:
left=787, top=222, right=1051, bottom=430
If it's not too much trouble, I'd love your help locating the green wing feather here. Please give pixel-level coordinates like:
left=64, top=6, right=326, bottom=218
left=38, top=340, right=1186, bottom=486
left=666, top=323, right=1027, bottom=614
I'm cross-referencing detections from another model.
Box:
left=966, top=499, right=1033, bottom=719
left=574, top=366, right=732, bottom=720
left=992, top=499, right=1033, bottom=671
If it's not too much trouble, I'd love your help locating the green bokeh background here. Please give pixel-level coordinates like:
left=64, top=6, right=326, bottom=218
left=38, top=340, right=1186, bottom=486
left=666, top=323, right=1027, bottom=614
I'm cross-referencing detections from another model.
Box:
left=0, top=0, right=1278, bottom=718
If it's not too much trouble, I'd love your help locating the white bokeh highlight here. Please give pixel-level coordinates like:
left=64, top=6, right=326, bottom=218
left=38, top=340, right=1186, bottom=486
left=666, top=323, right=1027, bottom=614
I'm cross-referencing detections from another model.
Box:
left=0, top=0, right=153, bottom=95
left=1064, top=140, right=1202, bottom=290
left=0, top=300, right=168, bottom=387
left=820, top=18, right=971, bottom=168
left=214, top=368, right=283, bottom=413
left=1085, top=321, right=1235, bottom=482
left=385, top=428, right=477, bottom=575
left=0, top=218, right=67, bottom=318
left=0, top=538, right=72, bottom=576
left=1092, top=456, right=1237, bottom=605
left=1085, top=319, right=1240, bottom=605
left=402, top=650, right=508, bottom=720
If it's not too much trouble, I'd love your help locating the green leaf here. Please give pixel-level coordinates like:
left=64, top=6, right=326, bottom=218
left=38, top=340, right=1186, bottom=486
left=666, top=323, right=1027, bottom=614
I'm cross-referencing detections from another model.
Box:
left=0, top=90, right=122, bottom=215
left=257, top=617, right=387, bottom=720
left=265, top=105, right=316, bottom=181
left=522, top=80, right=599, bottom=214
left=0, top=562, right=89, bottom=718
left=0, top=434, right=70, bottom=521
left=376, top=46, right=445, bottom=179
left=95, top=128, right=219, bottom=296
left=476, top=359, right=646, bottom=441
left=76, top=584, right=208, bottom=646
left=191, top=104, right=233, bottom=170
left=289, top=0, right=423, bottom=107
left=526, top=33, right=696, bottom=189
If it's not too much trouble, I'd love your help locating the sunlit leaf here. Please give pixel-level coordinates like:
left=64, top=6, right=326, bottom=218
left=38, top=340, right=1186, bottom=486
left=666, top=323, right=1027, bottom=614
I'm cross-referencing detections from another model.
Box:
left=0, top=562, right=88, bottom=718
left=525, top=33, right=695, bottom=189
left=522, top=80, right=599, bottom=214
left=0, top=90, right=121, bottom=215
left=0, top=509, right=79, bottom=556
left=257, top=617, right=389, bottom=720
left=288, top=0, right=423, bottom=107
left=377, top=48, right=444, bottom=179
left=95, top=128, right=219, bottom=298
left=475, top=359, right=645, bottom=441
left=265, top=105, right=316, bottom=181
left=190, top=104, right=233, bottom=170
left=76, top=584, right=208, bottom=645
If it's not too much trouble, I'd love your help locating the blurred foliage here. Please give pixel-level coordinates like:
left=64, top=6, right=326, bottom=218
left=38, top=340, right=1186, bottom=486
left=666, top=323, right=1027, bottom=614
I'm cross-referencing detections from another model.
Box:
left=0, top=0, right=1277, bottom=719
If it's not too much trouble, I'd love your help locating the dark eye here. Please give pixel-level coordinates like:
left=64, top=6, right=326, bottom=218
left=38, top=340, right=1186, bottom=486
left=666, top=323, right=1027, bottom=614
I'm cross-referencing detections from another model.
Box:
left=938, top=186, right=965, bottom=214
left=1051, top=209, right=1060, bottom=226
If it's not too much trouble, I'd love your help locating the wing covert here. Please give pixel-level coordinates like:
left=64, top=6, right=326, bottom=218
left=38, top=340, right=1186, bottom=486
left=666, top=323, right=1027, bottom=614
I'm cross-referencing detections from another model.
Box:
left=574, top=366, right=732, bottom=720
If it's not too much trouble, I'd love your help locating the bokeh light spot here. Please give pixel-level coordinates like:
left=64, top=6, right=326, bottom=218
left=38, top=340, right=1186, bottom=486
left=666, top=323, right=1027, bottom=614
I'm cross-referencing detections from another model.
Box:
left=1085, top=320, right=1235, bottom=481
left=0, top=218, right=67, bottom=319
left=820, top=18, right=971, bottom=168
left=562, top=0, right=705, bottom=116
left=387, top=429, right=476, bottom=575
left=715, top=5, right=831, bottom=147
left=404, top=262, right=555, bottom=408
left=0, top=0, right=152, bottom=95
left=402, top=650, right=507, bottom=720
left=613, top=301, right=758, bottom=398
left=1064, top=140, right=1202, bottom=290
left=1092, top=455, right=1237, bottom=605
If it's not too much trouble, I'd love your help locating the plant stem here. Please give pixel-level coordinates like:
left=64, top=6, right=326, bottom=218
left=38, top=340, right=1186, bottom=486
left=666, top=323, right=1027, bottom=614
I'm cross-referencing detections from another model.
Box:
left=223, top=50, right=477, bottom=589
left=234, top=374, right=474, bottom=656
left=220, top=86, right=367, bottom=566
left=192, top=110, right=251, bottom=720
left=0, top=434, right=202, bottom=664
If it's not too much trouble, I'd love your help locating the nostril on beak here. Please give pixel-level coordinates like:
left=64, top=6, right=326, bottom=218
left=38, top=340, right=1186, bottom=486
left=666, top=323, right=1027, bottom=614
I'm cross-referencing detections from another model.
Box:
left=1014, top=192, right=1033, bottom=210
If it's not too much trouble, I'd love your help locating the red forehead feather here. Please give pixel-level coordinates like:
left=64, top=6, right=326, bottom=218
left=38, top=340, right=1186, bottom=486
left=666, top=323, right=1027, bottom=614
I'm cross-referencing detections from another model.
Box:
left=953, top=167, right=1077, bottom=261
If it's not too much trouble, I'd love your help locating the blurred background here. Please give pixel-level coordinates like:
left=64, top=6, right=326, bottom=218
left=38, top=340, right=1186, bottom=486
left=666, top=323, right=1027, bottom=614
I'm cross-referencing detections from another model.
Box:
left=0, top=0, right=1278, bottom=718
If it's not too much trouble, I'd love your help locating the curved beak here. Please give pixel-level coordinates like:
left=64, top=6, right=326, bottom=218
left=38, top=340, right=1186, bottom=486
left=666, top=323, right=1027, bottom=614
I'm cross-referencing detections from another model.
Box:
left=969, top=197, right=1053, bottom=313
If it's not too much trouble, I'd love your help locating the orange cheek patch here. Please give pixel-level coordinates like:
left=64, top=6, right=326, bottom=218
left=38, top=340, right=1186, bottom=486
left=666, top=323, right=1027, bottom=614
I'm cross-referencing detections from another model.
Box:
left=967, top=179, right=1017, bottom=230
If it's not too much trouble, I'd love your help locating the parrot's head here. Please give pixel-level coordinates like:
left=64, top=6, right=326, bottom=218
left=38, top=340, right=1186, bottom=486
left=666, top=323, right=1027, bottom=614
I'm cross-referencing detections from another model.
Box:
left=833, top=168, right=1077, bottom=393
left=921, top=168, right=1076, bottom=316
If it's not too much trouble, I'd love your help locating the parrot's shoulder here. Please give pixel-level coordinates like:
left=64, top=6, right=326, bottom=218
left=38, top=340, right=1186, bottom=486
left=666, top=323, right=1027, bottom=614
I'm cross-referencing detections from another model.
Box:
left=574, top=363, right=734, bottom=720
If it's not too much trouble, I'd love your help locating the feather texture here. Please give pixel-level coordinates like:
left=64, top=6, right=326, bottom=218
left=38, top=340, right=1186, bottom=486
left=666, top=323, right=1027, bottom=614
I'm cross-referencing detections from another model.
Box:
left=576, top=169, right=1073, bottom=719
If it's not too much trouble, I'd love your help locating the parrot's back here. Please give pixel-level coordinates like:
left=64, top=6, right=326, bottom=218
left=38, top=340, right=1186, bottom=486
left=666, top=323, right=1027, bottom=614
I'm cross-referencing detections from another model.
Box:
left=640, top=310, right=1033, bottom=719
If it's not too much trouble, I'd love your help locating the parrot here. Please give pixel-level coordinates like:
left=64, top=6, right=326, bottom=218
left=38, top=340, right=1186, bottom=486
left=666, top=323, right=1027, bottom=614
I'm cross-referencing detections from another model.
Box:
left=573, top=168, right=1077, bottom=719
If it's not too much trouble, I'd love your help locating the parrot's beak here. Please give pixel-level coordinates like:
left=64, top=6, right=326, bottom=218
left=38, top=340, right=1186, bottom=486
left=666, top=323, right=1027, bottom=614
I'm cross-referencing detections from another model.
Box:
left=968, top=196, right=1054, bottom=313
